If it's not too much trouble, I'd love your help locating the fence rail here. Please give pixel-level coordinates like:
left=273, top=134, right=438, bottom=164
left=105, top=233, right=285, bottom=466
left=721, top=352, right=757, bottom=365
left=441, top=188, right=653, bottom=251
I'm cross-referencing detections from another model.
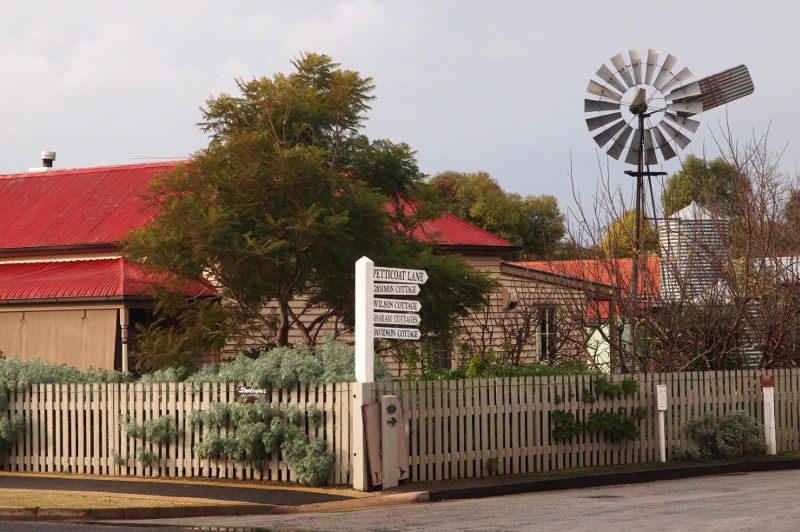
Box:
left=2, top=369, right=797, bottom=485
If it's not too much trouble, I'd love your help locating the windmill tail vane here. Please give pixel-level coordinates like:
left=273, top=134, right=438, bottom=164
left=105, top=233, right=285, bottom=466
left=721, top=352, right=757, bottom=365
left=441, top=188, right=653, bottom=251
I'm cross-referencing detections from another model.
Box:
left=585, top=48, right=754, bottom=166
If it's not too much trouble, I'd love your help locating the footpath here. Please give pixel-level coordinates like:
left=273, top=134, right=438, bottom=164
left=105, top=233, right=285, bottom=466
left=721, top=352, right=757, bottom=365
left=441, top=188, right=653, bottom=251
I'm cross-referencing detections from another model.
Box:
left=0, top=457, right=799, bottom=521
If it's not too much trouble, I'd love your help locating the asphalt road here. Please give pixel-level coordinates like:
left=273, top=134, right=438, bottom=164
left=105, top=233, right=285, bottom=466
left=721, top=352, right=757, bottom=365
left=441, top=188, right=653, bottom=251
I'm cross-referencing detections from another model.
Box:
left=116, top=468, right=800, bottom=531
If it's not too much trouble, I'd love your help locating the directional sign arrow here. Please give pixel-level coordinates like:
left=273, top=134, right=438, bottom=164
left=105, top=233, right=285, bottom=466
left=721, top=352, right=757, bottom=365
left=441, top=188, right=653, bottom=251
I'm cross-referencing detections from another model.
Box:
left=374, top=283, right=421, bottom=296
left=374, top=327, right=421, bottom=340
left=373, top=266, right=428, bottom=284
left=373, top=298, right=422, bottom=313
left=374, top=312, right=421, bottom=326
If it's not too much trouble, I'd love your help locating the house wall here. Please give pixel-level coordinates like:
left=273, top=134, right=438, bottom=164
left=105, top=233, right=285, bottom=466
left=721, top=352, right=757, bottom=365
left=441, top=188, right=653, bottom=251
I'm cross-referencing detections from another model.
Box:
left=0, top=306, right=119, bottom=370
left=453, top=268, right=590, bottom=368
left=231, top=253, right=596, bottom=376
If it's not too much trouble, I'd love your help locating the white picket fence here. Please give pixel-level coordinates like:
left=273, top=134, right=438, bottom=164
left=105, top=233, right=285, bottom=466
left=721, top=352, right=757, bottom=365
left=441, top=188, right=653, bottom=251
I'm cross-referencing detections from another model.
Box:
left=2, top=369, right=796, bottom=485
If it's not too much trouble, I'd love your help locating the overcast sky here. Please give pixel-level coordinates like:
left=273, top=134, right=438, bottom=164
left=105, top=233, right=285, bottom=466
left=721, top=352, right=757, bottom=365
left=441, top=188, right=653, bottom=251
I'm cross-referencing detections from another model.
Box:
left=0, top=1, right=794, bottom=219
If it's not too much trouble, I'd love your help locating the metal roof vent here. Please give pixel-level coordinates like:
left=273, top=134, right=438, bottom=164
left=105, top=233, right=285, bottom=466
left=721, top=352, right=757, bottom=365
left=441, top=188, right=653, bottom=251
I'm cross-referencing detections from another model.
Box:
left=29, top=150, right=56, bottom=172
left=41, top=150, right=55, bottom=168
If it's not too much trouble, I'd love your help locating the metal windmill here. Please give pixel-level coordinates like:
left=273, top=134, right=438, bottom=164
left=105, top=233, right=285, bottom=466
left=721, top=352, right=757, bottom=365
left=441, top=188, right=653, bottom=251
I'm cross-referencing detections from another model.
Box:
left=584, top=48, right=754, bottom=362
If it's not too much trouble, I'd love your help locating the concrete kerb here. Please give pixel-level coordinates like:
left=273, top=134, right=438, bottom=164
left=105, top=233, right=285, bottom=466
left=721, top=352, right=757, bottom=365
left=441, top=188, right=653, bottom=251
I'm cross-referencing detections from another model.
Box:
left=1, top=458, right=799, bottom=521
left=425, top=458, right=800, bottom=502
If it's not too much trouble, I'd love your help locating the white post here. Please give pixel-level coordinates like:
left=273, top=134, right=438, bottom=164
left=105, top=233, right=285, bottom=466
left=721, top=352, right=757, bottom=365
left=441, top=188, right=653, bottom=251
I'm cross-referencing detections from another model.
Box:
left=656, top=384, right=667, bottom=462
left=119, top=307, right=129, bottom=373
left=355, top=256, right=374, bottom=384
left=762, top=375, right=777, bottom=455
left=381, top=395, right=400, bottom=489
left=352, top=257, right=375, bottom=491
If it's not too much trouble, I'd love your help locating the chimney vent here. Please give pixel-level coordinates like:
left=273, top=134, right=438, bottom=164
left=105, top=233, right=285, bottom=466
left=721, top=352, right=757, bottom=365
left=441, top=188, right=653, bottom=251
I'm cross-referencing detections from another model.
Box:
left=41, top=150, right=56, bottom=168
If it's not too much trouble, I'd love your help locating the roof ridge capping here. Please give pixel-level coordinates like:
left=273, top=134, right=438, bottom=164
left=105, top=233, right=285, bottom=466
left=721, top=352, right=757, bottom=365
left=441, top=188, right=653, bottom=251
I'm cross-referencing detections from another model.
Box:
left=0, top=159, right=184, bottom=180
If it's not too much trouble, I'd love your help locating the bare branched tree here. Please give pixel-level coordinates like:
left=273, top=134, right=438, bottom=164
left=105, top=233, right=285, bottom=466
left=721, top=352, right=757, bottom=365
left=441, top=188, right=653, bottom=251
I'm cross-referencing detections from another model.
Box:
left=566, top=123, right=800, bottom=372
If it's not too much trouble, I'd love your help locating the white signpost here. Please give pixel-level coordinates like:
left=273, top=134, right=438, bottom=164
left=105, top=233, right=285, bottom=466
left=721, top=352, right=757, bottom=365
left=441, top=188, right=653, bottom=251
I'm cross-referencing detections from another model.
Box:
left=355, top=257, right=427, bottom=384
left=354, top=257, right=427, bottom=492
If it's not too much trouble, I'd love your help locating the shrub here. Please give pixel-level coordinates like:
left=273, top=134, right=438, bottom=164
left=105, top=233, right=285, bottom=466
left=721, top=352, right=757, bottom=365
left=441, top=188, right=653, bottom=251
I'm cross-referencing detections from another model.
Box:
left=0, top=357, right=132, bottom=408
left=675, top=410, right=765, bottom=460
left=191, top=398, right=334, bottom=486
left=186, top=339, right=391, bottom=386
left=0, top=414, right=24, bottom=462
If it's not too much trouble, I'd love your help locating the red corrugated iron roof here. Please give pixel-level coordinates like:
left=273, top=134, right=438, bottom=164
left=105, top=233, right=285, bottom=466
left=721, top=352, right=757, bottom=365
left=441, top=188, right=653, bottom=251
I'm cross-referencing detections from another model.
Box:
left=512, top=258, right=662, bottom=321
left=0, top=258, right=213, bottom=301
left=513, top=257, right=661, bottom=297
left=396, top=201, right=517, bottom=250
left=0, top=161, right=515, bottom=252
left=0, top=161, right=177, bottom=250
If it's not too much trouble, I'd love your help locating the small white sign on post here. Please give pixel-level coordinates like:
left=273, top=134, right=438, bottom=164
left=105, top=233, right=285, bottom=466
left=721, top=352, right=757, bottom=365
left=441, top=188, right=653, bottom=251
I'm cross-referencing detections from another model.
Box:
left=374, top=298, right=422, bottom=313
left=374, top=283, right=421, bottom=296
left=657, top=384, right=668, bottom=411
left=374, top=312, right=421, bottom=326
left=656, top=384, right=668, bottom=462
left=374, top=327, right=421, bottom=340
left=373, top=267, right=428, bottom=284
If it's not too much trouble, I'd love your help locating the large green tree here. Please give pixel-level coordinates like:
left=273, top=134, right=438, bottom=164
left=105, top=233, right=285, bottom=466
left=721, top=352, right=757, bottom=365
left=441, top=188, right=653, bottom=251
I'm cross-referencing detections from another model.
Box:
left=429, top=171, right=566, bottom=259
left=126, top=53, right=493, bottom=369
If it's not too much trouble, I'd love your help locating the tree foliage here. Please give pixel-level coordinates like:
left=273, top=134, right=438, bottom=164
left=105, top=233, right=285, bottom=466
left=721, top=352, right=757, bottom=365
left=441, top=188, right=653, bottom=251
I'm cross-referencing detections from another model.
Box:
left=126, top=53, right=494, bottom=369
left=600, top=210, right=658, bottom=258
left=429, top=170, right=567, bottom=258
left=661, top=154, right=747, bottom=217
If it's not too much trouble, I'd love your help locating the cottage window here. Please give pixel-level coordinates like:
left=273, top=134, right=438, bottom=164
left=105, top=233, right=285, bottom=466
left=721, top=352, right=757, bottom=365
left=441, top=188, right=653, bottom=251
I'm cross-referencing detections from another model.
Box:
left=538, top=306, right=557, bottom=362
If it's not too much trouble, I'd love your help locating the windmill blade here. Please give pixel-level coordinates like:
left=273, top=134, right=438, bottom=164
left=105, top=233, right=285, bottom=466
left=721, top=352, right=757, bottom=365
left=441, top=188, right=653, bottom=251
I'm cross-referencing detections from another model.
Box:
left=666, top=81, right=701, bottom=101
left=623, top=128, right=657, bottom=165
left=625, top=130, right=643, bottom=165
left=593, top=118, right=628, bottom=147
left=644, top=49, right=661, bottom=85
left=595, top=64, right=628, bottom=94
left=584, top=98, right=620, bottom=112
left=643, top=129, right=658, bottom=165
left=667, top=101, right=704, bottom=115
left=660, top=121, right=693, bottom=149
left=652, top=126, right=678, bottom=161
left=670, top=64, right=755, bottom=113
left=586, top=112, right=623, bottom=132
left=629, top=49, right=643, bottom=84
left=659, top=66, right=694, bottom=93
left=587, top=79, right=622, bottom=101
left=606, top=125, right=634, bottom=160
left=664, top=111, right=701, bottom=133
left=652, top=54, right=679, bottom=89
left=610, top=53, right=635, bottom=88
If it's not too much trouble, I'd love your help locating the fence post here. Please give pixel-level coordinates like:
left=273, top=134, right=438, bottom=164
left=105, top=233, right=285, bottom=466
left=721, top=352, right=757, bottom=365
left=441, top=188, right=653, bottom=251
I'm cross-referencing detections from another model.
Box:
left=762, top=375, right=776, bottom=455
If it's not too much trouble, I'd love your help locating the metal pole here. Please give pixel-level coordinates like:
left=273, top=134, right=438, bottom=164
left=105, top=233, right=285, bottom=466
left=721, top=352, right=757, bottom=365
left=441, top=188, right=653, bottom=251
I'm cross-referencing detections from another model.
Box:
left=629, top=113, right=645, bottom=365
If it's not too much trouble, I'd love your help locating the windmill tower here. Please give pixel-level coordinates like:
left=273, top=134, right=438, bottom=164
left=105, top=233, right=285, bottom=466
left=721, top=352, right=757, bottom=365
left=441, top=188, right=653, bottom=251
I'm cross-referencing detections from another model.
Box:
left=584, top=49, right=754, bottom=361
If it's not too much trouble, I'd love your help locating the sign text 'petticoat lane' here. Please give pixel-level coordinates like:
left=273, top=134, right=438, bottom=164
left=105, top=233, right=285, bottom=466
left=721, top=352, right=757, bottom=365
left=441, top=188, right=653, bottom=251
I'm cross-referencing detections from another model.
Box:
left=373, top=267, right=428, bottom=284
